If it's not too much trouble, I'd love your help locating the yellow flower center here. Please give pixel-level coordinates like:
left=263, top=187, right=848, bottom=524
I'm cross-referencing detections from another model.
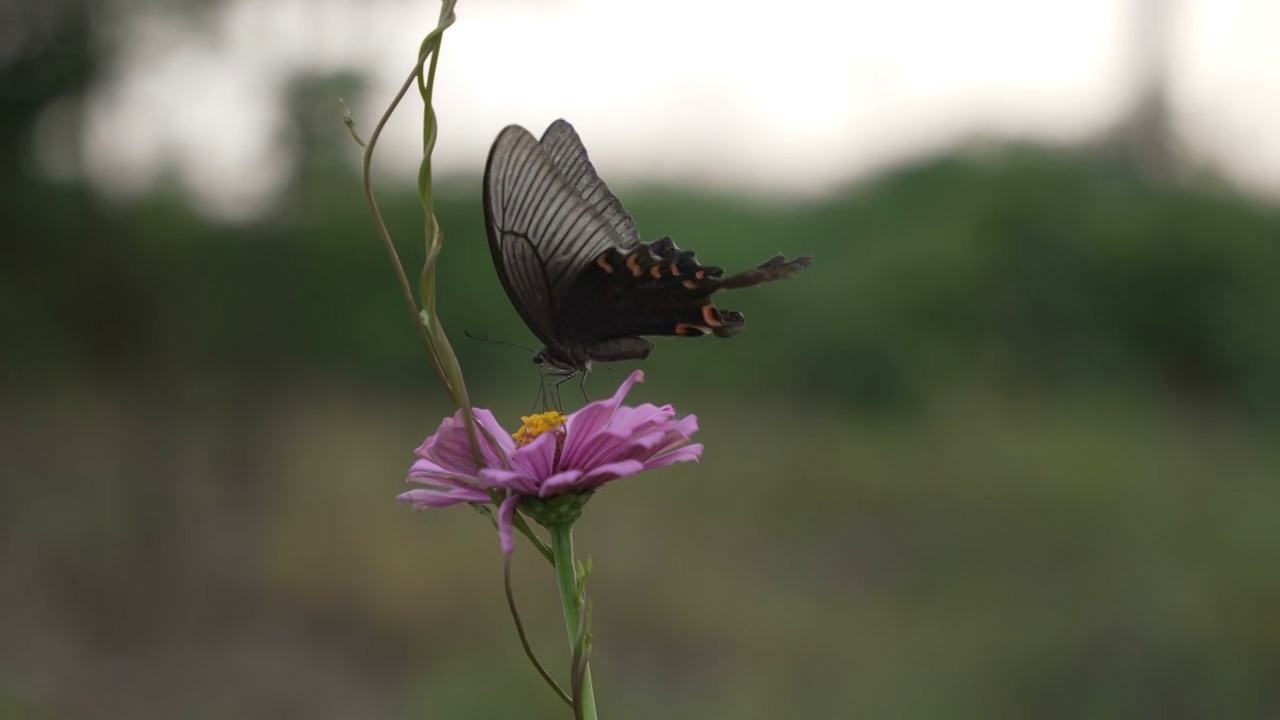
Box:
left=512, top=411, right=567, bottom=448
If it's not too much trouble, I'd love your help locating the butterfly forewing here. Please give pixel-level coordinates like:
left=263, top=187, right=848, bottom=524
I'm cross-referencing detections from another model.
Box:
left=484, top=124, right=629, bottom=346
left=538, top=120, right=642, bottom=248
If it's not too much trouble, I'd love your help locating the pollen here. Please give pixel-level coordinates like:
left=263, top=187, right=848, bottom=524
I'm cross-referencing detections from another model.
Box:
left=512, top=411, right=568, bottom=447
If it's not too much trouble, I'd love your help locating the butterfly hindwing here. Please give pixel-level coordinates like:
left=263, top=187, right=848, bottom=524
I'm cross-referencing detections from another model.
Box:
left=557, top=236, right=812, bottom=360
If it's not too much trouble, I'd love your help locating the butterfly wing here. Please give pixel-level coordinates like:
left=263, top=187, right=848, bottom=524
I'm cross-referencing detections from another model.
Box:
left=557, top=236, right=813, bottom=358
left=483, top=121, right=635, bottom=349
left=485, top=119, right=813, bottom=367
left=538, top=120, right=643, bottom=249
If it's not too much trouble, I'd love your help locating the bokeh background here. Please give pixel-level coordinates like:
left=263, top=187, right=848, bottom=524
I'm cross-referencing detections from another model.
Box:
left=4, top=0, right=1280, bottom=717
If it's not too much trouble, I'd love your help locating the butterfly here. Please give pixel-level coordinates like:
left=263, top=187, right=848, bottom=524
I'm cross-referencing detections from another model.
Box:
left=483, top=119, right=812, bottom=381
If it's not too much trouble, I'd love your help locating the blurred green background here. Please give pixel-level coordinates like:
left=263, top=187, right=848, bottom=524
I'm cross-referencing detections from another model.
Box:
left=4, top=1, right=1280, bottom=718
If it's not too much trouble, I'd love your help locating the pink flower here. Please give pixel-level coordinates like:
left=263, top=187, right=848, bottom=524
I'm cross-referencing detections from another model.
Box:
left=398, top=370, right=702, bottom=553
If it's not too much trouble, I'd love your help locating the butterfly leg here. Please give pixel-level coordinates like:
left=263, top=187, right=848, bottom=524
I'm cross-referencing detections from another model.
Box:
left=549, top=370, right=581, bottom=412
left=535, top=368, right=576, bottom=412
left=535, top=366, right=565, bottom=412
left=535, top=370, right=567, bottom=412
left=531, top=374, right=550, bottom=414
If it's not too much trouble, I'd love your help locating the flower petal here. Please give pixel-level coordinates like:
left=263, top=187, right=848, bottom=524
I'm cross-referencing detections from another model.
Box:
left=406, top=457, right=485, bottom=487
left=397, top=487, right=490, bottom=509
left=538, top=469, right=586, bottom=497
left=622, top=423, right=701, bottom=465
left=417, top=418, right=477, bottom=477
left=511, top=430, right=557, bottom=480
left=562, top=427, right=633, bottom=472
left=609, top=403, right=675, bottom=435
left=562, top=417, right=671, bottom=471
left=480, top=468, right=538, bottom=495
left=569, top=419, right=688, bottom=471
left=641, top=443, right=703, bottom=470
left=472, top=408, right=518, bottom=462
left=666, top=413, right=699, bottom=439
left=561, top=370, right=645, bottom=468
left=577, top=459, right=646, bottom=491
left=498, top=494, right=521, bottom=556
left=422, top=408, right=515, bottom=474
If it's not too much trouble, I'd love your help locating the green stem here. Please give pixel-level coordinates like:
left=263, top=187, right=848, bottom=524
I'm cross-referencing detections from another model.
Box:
left=473, top=502, right=553, bottom=565
left=551, top=524, right=598, bottom=719
left=355, top=43, right=448, bottom=392
left=355, top=0, right=556, bottom=563
left=412, top=0, right=483, bottom=470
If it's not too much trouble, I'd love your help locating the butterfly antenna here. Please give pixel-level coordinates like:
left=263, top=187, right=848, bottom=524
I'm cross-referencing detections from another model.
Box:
left=464, top=329, right=537, bottom=355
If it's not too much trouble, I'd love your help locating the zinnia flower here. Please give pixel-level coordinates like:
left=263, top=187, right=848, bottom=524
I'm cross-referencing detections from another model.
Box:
left=398, top=370, right=702, bottom=553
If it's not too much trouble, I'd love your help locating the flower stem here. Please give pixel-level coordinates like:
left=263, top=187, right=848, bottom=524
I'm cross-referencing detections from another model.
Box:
left=550, top=523, right=598, bottom=720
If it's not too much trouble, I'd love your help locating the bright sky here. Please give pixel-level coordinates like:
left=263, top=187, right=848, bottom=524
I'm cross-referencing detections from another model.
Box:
left=66, top=0, right=1280, bottom=220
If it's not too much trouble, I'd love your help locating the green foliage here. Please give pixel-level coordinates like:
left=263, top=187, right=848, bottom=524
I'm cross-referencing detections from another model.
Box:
left=6, top=122, right=1280, bottom=718
left=12, top=4, right=1279, bottom=717
left=9, top=146, right=1280, bottom=419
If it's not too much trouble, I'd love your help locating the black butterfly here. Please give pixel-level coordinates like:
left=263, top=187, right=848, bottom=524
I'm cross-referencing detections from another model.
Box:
left=483, top=119, right=812, bottom=378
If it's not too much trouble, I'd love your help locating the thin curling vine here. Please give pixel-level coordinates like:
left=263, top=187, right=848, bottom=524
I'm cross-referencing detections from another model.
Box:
left=343, top=0, right=551, bottom=562
left=347, top=4, right=706, bottom=719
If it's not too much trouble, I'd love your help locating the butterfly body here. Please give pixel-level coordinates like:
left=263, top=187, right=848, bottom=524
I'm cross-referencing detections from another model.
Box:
left=484, top=119, right=811, bottom=375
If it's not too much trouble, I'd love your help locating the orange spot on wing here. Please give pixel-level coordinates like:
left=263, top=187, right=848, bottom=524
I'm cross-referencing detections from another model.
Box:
left=701, top=305, right=723, bottom=327
left=650, top=265, right=663, bottom=278
left=670, top=263, right=682, bottom=276
left=596, top=255, right=614, bottom=273
left=695, top=270, right=706, bottom=279
left=626, top=253, right=643, bottom=276
left=675, top=323, right=708, bottom=336
left=682, top=279, right=698, bottom=290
